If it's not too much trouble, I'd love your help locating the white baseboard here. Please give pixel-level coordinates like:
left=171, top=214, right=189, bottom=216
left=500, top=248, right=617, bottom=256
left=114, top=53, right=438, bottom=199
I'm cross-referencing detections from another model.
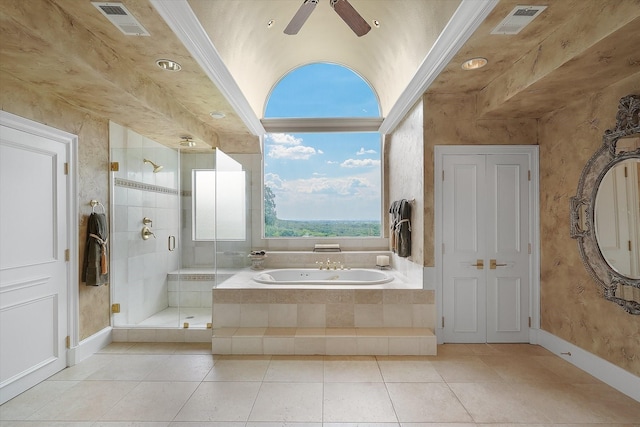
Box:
left=67, top=326, right=112, bottom=366
left=533, top=328, right=639, bottom=402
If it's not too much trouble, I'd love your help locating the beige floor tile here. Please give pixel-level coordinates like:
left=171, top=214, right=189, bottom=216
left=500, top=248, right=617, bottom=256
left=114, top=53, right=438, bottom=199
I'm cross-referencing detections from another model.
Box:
left=1, top=422, right=95, bottom=426
left=96, top=342, right=136, bottom=353
left=171, top=342, right=216, bottom=354
left=323, top=382, right=398, bottom=423
left=376, top=359, right=443, bottom=383
left=323, top=423, right=400, bottom=427
left=0, top=380, right=79, bottom=420
left=48, top=354, right=115, bottom=381
left=123, top=342, right=182, bottom=354
left=246, top=423, right=322, bottom=427
left=431, top=356, right=503, bottom=383
left=204, top=356, right=271, bottom=381
left=86, top=354, right=169, bottom=381
left=93, top=422, right=169, bottom=427
left=570, top=383, right=640, bottom=423
left=448, top=382, right=552, bottom=423
left=531, top=355, right=601, bottom=383
left=479, top=355, right=564, bottom=383
left=488, top=343, right=552, bottom=356
left=144, top=354, right=215, bottom=381
left=249, top=382, right=323, bottom=422
left=100, top=381, right=198, bottom=421
left=324, top=356, right=383, bottom=382
left=173, top=381, right=260, bottom=422
left=170, top=423, right=243, bottom=427
left=386, top=382, right=473, bottom=423
left=263, top=357, right=324, bottom=382
left=28, top=381, right=137, bottom=421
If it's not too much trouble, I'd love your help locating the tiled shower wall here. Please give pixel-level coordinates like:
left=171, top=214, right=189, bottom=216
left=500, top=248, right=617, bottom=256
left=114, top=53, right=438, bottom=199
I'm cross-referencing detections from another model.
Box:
left=109, top=122, right=181, bottom=325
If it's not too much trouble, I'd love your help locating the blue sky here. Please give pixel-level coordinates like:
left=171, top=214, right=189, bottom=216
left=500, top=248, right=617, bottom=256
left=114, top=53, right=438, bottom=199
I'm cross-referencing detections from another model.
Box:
left=264, top=63, right=382, bottom=221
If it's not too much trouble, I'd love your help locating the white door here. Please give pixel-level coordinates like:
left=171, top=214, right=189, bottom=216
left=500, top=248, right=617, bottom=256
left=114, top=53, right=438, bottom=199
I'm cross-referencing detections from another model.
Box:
left=0, top=117, right=71, bottom=404
left=441, top=151, right=532, bottom=343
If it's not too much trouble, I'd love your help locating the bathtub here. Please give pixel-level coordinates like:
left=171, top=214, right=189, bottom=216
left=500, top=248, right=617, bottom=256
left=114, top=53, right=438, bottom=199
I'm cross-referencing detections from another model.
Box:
left=253, top=268, right=393, bottom=285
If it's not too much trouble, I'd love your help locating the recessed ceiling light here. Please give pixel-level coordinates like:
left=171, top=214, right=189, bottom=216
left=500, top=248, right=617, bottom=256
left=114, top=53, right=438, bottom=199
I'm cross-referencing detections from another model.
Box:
left=210, top=111, right=226, bottom=119
left=267, top=19, right=275, bottom=28
left=372, top=19, right=380, bottom=28
left=461, top=57, right=488, bottom=70
left=180, top=136, right=196, bottom=147
left=156, top=59, right=181, bottom=71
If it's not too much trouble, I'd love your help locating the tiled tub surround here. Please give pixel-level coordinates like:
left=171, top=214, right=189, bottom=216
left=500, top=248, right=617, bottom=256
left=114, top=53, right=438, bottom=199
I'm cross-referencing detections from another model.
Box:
left=212, top=288, right=436, bottom=356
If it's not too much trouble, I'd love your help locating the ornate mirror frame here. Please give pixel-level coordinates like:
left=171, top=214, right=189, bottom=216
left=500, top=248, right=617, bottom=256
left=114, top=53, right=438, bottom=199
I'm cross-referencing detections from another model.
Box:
left=570, top=94, right=640, bottom=314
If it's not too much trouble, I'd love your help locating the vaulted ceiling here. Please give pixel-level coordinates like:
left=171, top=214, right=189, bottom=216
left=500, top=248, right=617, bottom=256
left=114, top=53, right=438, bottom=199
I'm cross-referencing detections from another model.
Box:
left=1, top=0, right=638, bottom=153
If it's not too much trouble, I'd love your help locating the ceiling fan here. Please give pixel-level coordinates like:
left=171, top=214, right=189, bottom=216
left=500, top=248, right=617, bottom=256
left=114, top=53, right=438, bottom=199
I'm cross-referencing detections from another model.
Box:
left=284, top=0, right=371, bottom=37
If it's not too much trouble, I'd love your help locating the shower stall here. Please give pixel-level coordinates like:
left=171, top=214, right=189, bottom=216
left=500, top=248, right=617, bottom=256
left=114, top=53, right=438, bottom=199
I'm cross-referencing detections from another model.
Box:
left=109, top=122, right=251, bottom=329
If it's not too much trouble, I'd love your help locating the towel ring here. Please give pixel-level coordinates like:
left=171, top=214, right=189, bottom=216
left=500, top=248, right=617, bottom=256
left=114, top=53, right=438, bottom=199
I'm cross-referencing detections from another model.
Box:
left=89, top=200, right=106, bottom=214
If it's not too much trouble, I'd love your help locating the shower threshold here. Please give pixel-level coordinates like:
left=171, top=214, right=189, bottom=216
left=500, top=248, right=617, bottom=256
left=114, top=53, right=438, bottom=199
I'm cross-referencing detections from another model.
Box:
left=136, top=307, right=211, bottom=328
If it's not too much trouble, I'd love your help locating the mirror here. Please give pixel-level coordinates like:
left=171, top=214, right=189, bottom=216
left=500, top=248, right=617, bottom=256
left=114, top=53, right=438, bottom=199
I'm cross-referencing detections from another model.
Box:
left=595, top=158, right=640, bottom=279
left=570, top=94, right=640, bottom=314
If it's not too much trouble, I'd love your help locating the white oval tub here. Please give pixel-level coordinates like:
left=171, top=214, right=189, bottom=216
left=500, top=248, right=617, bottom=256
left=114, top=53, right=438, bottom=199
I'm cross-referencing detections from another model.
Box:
left=253, top=268, right=392, bottom=285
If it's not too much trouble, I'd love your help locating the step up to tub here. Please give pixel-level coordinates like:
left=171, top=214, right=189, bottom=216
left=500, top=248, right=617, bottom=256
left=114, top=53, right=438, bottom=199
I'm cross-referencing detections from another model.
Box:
left=212, top=327, right=436, bottom=356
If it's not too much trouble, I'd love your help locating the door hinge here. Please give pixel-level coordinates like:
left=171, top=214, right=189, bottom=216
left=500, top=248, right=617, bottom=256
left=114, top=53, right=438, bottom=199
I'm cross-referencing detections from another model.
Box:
left=442, top=170, right=445, bottom=181
left=528, top=317, right=532, bottom=328
left=183, top=322, right=190, bottom=329
left=110, top=162, right=120, bottom=172
left=442, top=316, right=445, bottom=328
left=528, top=170, right=531, bottom=181
left=528, top=243, right=532, bottom=254
left=65, top=249, right=70, bottom=262
left=111, top=303, right=121, bottom=313
left=629, top=241, right=632, bottom=252
left=64, top=163, right=69, bottom=175
left=65, top=335, right=71, bottom=349
left=624, top=166, right=628, bottom=178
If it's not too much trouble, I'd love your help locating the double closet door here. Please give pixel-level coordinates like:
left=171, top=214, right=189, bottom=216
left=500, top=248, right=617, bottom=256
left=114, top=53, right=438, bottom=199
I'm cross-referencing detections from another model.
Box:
left=438, top=148, right=537, bottom=343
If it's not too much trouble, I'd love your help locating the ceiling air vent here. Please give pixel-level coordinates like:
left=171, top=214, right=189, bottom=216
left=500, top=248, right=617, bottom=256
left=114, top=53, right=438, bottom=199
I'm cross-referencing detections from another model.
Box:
left=490, top=5, right=547, bottom=35
left=92, top=2, right=150, bottom=36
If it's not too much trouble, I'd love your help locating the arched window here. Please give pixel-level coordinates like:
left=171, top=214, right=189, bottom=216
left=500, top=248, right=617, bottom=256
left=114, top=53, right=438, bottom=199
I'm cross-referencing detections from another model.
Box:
left=263, top=63, right=382, bottom=238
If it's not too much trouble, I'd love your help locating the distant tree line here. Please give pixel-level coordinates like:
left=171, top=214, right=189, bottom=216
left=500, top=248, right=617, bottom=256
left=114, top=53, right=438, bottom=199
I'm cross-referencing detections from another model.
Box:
left=264, top=185, right=380, bottom=237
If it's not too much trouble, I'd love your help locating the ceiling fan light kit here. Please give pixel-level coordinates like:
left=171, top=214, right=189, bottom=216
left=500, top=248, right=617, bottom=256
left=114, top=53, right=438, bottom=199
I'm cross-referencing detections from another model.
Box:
left=284, top=0, right=370, bottom=37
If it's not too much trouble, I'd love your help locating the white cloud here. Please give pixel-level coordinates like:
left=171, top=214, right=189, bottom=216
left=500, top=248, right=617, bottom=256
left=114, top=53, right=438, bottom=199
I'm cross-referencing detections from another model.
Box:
left=264, top=172, right=284, bottom=189
left=268, top=144, right=318, bottom=160
left=340, top=158, right=381, bottom=168
left=265, top=132, right=319, bottom=160
left=356, top=147, right=377, bottom=155
left=266, top=133, right=303, bottom=145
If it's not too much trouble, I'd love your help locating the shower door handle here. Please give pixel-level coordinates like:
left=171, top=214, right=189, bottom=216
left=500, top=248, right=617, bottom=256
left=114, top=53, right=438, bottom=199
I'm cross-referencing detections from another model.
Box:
left=168, top=235, right=176, bottom=251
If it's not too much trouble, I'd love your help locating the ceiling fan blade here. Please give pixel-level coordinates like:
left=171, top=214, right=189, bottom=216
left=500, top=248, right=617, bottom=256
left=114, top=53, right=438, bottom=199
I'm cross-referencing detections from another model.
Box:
left=330, top=0, right=371, bottom=37
left=284, top=0, right=319, bottom=35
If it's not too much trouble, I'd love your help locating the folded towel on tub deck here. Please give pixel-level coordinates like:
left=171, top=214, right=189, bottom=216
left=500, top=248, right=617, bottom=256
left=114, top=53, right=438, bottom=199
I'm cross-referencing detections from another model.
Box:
left=256, top=273, right=275, bottom=282
left=82, top=212, right=109, bottom=286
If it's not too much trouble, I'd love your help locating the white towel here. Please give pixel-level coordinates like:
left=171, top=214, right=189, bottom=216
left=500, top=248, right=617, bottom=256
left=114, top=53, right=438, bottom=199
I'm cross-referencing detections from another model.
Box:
left=256, top=273, right=275, bottom=281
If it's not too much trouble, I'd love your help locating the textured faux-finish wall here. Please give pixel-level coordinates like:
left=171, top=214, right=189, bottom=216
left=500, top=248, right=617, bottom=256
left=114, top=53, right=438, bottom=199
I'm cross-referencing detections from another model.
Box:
left=0, top=76, right=111, bottom=340
left=539, top=75, right=640, bottom=376
left=422, top=92, right=538, bottom=266
left=386, top=99, right=425, bottom=266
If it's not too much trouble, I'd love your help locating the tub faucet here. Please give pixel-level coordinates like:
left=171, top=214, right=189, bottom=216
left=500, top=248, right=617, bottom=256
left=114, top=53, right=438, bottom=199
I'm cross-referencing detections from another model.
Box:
left=316, top=259, right=332, bottom=270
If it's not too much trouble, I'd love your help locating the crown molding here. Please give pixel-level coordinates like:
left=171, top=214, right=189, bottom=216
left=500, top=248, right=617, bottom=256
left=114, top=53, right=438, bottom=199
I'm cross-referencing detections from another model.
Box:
left=150, top=0, right=266, bottom=136
left=378, top=0, right=499, bottom=134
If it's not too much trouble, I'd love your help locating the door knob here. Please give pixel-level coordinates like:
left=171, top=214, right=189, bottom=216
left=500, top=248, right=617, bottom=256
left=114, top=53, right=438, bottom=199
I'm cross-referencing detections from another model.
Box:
left=490, top=259, right=507, bottom=269
left=472, top=259, right=484, bottom=269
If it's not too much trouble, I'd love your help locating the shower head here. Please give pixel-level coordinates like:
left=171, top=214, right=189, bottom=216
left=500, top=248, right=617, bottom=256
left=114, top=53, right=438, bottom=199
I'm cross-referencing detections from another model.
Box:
left=143, top=158, right=163, bottom=173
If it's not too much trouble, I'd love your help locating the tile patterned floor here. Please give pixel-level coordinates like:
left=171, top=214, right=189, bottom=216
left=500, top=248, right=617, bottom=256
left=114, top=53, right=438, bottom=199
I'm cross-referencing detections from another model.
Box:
left=1, top=342, right=639, bottom=426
